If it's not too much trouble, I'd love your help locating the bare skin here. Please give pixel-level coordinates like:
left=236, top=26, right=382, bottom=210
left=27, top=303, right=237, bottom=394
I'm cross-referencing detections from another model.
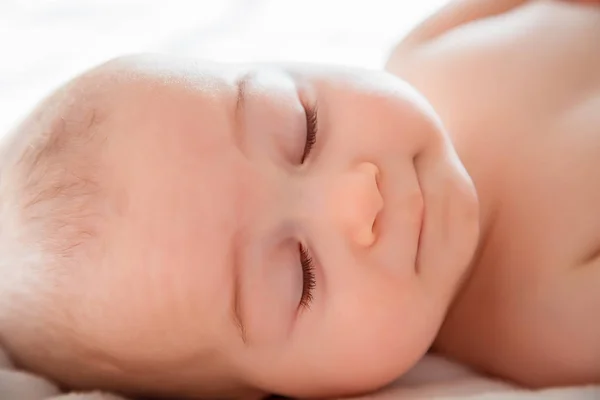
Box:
left=1, top=1, right=599, bottom=399
left=387, top=0, right=600, bottom=388
left=0, top=57, right=479, bottom=399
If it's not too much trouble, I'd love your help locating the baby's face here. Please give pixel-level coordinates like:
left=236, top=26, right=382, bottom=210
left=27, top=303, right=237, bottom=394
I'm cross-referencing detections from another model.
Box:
left=64, top=55, right=479, bottom=398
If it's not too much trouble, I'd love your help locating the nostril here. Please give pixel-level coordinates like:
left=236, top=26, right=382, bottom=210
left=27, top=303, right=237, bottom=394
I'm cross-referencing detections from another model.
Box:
left=355, top=225, right=377, bottom=247
left=358, top=162, right=380, bottom=180
left=333, top=161, right=384, bottom=248
left=371, top=214, right=380, bottom=237
left=369, top=192, right=383, bottom=247
left=357, top=162, right=383, bottom=247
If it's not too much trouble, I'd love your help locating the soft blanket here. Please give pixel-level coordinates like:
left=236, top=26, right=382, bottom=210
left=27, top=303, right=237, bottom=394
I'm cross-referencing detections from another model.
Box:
left=2, top=347, right=598, bottom=400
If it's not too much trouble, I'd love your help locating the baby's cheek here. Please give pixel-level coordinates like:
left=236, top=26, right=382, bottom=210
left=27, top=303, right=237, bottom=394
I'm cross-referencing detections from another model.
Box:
left=318, top=278, right=436, bottom=380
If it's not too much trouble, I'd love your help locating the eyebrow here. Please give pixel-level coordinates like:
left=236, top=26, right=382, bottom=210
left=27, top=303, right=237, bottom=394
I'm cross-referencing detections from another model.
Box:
left=235, top=73, right=249, bottom=124
left=236, top=73, right=248, bottom=106
left=232, top=73, right=251, bottom=155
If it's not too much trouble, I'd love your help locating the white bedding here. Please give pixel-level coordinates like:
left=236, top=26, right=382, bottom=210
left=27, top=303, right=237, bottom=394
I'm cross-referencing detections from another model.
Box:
left=0, top=1, right=598, bottom=398
left=2, top=348, right=599, bottom=399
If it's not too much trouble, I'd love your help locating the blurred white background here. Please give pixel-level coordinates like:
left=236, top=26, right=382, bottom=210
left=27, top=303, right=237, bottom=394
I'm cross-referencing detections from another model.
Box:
left=0, top=0, right=449, bottom=133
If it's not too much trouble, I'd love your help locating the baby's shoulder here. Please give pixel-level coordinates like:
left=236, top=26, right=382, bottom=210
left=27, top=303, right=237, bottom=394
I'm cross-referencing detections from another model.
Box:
left=387, top=1, right=600, bottom=72
left=386, top=0, right=600, bottom=132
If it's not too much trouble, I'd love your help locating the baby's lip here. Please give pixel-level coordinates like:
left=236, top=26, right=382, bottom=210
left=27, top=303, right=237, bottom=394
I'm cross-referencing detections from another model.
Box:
left=414, top=191, right=425, bottom=273
left=413, top=167, right=426, bottom=274
left=377, top=162, right=425, bottom=276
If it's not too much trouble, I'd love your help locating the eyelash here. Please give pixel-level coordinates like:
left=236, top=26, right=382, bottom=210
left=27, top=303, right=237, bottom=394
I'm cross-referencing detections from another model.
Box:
left=298, top=103, right=318, bottom=309
left=298, top=105, right=318, bottom=308
left=299, top=243, right=316, bottom=309
left=301, top=103, right=318, bottom=163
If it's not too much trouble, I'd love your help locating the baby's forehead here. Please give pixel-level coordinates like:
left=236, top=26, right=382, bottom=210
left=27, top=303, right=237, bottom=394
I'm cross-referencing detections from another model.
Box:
left=96, top=55, right=240, bottom=96
left=0, top=56, right=267, bottom=398
left=98, top=57, right=247, bottom=251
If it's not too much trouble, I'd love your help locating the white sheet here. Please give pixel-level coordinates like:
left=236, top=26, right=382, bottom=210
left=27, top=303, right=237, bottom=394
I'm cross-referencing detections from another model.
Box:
left=360, top=354, right=600, bottom=399
left=2, top=349, right=599, bottom=399
left=0, top=1, right=598, bottom=399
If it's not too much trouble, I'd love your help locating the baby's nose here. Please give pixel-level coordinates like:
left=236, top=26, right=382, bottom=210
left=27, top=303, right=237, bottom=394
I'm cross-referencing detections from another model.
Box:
left=331, top=162, right=383, bottom=247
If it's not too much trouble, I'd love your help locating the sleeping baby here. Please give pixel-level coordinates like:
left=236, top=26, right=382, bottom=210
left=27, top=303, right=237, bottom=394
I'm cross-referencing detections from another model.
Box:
left=0, top=0, right=599, bottom=398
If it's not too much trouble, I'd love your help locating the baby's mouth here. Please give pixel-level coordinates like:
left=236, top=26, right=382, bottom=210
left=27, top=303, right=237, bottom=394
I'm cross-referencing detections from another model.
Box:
left=413, top=165, right=426, bottom=274
left=414, top=195, right=425, bottom=273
